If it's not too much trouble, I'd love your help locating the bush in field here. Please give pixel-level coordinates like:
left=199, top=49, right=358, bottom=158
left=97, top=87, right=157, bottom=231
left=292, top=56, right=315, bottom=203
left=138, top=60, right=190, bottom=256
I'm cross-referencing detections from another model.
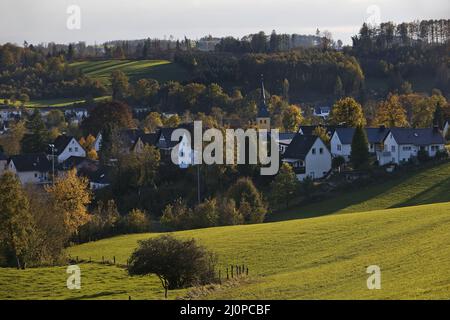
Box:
left=123, top=209, right=151, bottom=233
left=160, top=199, right=193, bottom=231
left=227, top=177, right=267, bottom=223
left=128, top=235, right=217, bottom=298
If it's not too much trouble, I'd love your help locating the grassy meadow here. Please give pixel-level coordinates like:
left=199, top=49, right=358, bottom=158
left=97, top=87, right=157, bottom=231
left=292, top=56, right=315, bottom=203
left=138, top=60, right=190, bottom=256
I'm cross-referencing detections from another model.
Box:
left=1, top=202, right=449, bottom=300
left=271, top=161, right=450, bottom=221
left=69, top=59, right=191, bottom=85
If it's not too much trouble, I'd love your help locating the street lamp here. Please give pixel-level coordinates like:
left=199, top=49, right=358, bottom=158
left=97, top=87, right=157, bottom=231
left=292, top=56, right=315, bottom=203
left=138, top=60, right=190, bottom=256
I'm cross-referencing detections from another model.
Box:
left=49, top=144, right=55, bottom=185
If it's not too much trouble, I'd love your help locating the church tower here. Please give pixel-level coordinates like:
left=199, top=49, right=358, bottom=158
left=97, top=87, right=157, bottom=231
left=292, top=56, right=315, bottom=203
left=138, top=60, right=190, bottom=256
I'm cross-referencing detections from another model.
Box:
left=256, top=75, right=271, bottom=130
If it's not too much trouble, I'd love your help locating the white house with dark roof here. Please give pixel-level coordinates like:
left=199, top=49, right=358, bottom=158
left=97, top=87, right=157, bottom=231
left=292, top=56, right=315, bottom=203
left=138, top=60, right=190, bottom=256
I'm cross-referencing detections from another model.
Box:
left=377, top=128, right=446, bottom=166
left=282, top=134, right=332, bottom=181
left=49, top=135, right=86, bottom=163
left=7, top=153, right=52, bottom=185
left=331, top=127, right=390, bottom=161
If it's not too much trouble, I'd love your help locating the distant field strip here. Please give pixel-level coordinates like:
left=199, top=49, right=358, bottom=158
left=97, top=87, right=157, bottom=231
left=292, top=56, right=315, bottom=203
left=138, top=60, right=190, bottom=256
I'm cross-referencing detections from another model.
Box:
left=70, top=59, right=191, bottom=84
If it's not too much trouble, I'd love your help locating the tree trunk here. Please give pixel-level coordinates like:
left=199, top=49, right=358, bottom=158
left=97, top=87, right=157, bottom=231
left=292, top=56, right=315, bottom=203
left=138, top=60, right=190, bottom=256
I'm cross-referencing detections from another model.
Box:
left=15, top=255, right=21, bottom=270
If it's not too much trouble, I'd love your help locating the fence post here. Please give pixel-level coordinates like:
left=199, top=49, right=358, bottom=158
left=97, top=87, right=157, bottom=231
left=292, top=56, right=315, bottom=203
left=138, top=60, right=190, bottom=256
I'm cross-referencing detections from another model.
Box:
left=231, top=265, right=234, bottom=278
left=226, top=268, right=229, bottom=280
left=219, top=270, right=221, bottom=284
left=113, top=256, right=116, bottom=265
left=246, top=267, right=249, bottom=276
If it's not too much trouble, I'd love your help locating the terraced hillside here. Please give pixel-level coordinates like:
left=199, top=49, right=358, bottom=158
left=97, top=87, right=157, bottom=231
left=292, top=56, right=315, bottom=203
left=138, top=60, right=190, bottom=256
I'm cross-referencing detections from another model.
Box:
left=69, top=60, right=191, bottom=85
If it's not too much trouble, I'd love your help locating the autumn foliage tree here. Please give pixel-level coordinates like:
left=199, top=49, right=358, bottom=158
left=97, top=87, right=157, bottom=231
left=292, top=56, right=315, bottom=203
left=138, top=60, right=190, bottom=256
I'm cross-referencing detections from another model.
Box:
left=45, top=169, right=91, bottom=238
left=374, top=94, right=409, bottom=127
left=282, top=105, right=303, bottom=132
left=0, top=172, right=34, bottom=269
left=329, top=97, right=367, bottom=127
left=81, top=101, right=134, bottom=136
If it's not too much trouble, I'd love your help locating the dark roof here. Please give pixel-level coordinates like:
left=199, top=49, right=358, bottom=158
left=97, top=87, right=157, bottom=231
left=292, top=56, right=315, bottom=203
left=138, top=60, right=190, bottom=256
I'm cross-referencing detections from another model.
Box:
left=83, top=166, right=111, bottom=184
left=140, top=133, right=159, bottom=146
left=59, top=156, right=96, bottom=171
left=158, top=123, right=196, bottom=149
left=333, top=128, right=355, bottom=144
left=283, top=135, right=318, bottom=160
left=334, top=127, right=390, bottom=145
left=0, top=152, right=8, bottom=161
left=298, top=125, right=338, bottom=137
left=389, top=128, right=446, bottom=146
left=121, top=129, right=145, bottom=147
left=278, top=132, right=297, bottom=141
left=365, top=127, right=390, bottom=144
left=10, top=153, right=51, bottom=172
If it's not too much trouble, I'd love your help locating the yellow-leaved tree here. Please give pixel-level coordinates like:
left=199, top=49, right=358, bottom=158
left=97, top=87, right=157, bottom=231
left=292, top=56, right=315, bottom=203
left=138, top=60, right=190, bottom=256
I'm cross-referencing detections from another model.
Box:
left=374, top=94, right=409, bottom=127
left=45, top=169, right=91, bottom=237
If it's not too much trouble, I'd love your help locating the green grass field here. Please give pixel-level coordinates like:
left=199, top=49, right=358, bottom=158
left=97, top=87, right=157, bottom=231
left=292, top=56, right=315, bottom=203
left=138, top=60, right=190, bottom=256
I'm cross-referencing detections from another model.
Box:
left=69, top=59, right=191, bottom=85
left=0, top=96, right=110, bottom=108
left=1, top=201, right=449, bottom=300
left=271, top=161, right=450, bottom=221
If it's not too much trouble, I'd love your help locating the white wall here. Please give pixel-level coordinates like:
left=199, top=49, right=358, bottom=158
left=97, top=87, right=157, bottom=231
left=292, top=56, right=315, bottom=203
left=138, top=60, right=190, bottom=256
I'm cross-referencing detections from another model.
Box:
left=94, top=133, right=102, bottom=152
left=330, top=133, right=351, bottom=161
left=381, top=132, right=445, bottom=165
left=8, top=162, right=49, bottom=185
left=57, top=138, right=86, bottom=163
left=302, top=138, right=332, bottom=181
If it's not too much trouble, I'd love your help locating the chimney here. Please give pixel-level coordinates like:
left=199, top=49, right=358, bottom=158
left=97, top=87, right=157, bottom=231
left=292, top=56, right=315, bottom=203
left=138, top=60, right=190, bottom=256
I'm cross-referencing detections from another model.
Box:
left=433, top=125, right=439, bottom=133
left=379, top=125, right=386, bottom=131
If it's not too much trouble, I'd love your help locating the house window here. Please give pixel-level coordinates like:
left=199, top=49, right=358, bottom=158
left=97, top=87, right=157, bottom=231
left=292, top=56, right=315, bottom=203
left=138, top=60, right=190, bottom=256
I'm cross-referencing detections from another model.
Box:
left=403, top=146, right=412, bottom=151
left=69, top=147, right=73, bottom=152
left=34, top=173, right=38, bottom=178
left=312, top=148, right=316, bottom=155
left=319, top=148, right=324, bottom=154
left=75, top=147, right=78, bottom=152
left=391, top=146, right=396, bottom=152
left=337, top=145, right=342, bottom=151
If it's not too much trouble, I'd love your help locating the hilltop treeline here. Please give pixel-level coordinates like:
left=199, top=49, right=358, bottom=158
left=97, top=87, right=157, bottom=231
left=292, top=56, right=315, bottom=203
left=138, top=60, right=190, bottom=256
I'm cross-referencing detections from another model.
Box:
left=0, top=44, right=107, bottom=100
left=348, top=20, right=450, bottom=93
left=175, top=50, right=364, bottom=97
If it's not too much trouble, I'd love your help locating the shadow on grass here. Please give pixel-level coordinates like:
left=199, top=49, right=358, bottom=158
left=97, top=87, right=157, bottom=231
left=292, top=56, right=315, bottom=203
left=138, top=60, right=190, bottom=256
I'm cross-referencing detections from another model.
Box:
left=69, top=290, right=128, bottom=300
left=268, top=163, right=450, bottom=222
left=393, top=176, right=450, bottom=208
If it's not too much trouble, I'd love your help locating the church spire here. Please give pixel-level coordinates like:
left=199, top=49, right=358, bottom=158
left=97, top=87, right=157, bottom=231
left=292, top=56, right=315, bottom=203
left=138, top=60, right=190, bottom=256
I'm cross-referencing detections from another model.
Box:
left=257, top=74, right=270, bottom=118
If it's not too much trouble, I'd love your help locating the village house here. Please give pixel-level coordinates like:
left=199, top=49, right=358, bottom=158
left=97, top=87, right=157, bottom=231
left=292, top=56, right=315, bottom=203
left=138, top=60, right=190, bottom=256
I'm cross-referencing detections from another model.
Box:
left=0, top=106, right=22, bottom=123
left=132, top=125, right=197, bottom=169
left=298, top=125, right=337, bottom=137
left=330, top=127, right=390, bottom=161
left=48, top=135, right=86, bottom=163
left=83, top=166, right=112, bottom=190
left=377, top=127, right=446, bottom=166
left=276, top=133, right=297, bottom=155
left=313, top=106, right=331, bottom=119
left=63, top=107, right=89, bottom=124
left=282, top=134, right=332, bottom=181
left=7, top=153, right=51, bottom=185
